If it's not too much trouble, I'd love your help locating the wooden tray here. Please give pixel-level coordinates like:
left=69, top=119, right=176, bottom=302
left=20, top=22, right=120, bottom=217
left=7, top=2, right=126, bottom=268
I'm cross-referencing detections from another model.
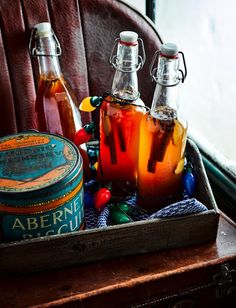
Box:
left=0, top=139, right=219, bottom=274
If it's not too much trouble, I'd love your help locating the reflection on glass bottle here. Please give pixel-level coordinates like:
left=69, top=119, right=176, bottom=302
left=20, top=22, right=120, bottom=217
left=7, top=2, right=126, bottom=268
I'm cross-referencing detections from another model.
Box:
left=30, top=22, right=89, bottom=174
left=137, top=43, right=188, bottom=211
left=97, top=31, right=146, bottom=190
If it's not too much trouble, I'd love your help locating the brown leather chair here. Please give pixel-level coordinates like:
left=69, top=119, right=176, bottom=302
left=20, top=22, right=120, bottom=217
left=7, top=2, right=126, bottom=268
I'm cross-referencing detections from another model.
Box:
left=0, top=0, right=162, bottom=137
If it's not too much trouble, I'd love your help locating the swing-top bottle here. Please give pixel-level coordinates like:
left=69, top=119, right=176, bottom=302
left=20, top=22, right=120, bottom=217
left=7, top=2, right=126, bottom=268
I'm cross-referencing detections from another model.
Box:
left=30, top=22, right=89, bottom=173
left=138, top=43, right=188, bottom=211
left=98, top=31, right=146, bottom=190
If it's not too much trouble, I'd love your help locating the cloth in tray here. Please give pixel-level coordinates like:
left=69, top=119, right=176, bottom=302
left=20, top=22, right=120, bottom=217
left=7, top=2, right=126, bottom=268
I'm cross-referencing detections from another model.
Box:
left=84, top=193, right=208, bottom=229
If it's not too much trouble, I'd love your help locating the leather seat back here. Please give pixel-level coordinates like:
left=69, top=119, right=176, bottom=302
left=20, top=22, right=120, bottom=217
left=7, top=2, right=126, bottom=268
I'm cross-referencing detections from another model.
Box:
left=0, top=0, right=162, bottom=136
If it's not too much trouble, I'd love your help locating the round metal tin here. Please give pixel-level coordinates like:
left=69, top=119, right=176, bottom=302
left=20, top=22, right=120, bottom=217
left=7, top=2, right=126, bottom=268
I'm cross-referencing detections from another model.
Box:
left=0, top=132, right=84, bottom=242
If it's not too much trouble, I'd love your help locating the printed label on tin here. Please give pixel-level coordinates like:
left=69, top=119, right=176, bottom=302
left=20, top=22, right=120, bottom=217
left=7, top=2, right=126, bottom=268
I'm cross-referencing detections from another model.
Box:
left=0, top=133, right=78, bottom=192
left=1, top=187, right=84, bottom=241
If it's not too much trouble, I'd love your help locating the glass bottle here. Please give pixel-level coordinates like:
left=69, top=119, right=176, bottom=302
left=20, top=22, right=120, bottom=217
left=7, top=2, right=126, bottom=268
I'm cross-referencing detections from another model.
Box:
left=97, top=31, right=146, bottom=190
left=137, top=43, right=188, bottom=211
left=30, top=22, right=89, bottom=174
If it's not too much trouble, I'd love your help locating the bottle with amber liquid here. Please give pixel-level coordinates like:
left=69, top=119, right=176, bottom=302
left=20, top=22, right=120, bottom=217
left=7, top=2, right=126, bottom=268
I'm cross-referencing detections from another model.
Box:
left=98, top=31, right=146, bottom=190
left=137, top=43, right=188, bottom=211
left=30, top=22, right=89, bottom=174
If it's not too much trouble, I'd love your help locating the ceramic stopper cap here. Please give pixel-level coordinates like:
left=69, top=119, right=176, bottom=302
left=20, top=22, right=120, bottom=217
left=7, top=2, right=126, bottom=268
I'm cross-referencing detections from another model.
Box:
left=161, top=43, right=178, bottom=57
left=120, top=31, right=138, bottom=43
left=35, top=22, right=52, bottom=37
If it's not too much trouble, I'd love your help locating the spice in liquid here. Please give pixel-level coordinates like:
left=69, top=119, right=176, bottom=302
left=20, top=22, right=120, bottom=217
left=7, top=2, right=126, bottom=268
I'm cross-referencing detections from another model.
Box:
left=138, top=106, right=187, bottom=210
left=98, top=96, right=144, bottom=187
left=35, top=75, right=80, bottom=141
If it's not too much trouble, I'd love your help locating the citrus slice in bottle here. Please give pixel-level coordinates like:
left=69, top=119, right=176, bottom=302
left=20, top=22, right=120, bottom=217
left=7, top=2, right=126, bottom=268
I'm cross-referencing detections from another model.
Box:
left=174, top=158, right=185, bottom=175
left=173, top=120, right=184, bottom=145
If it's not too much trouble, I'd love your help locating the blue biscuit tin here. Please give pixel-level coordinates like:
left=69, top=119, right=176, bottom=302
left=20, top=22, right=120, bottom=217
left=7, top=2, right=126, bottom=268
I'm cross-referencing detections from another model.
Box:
left=0, top=132, right=84, bottom=242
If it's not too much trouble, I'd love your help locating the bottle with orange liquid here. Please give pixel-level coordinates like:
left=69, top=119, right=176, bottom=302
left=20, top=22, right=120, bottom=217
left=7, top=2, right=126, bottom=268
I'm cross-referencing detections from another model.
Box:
left=30, top=22, right=89, bottom=173
left=137, top=43, right=188, bottom=211
left=98, top=31, right=146, bottom=191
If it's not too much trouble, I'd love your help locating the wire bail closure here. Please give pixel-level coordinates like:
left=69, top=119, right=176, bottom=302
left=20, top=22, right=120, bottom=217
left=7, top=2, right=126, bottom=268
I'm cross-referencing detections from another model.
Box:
left=150, top=50, right=187, bottom=86
left=29, top=27, right=62, bottom=57
left=109, top=37, right=146, bottom=73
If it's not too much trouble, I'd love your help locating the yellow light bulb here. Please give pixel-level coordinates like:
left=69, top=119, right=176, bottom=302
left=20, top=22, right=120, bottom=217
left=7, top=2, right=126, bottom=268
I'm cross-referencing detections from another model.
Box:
left=93, top=162, right=98, bottom=170
left=79, top=97, right=96, bottom=112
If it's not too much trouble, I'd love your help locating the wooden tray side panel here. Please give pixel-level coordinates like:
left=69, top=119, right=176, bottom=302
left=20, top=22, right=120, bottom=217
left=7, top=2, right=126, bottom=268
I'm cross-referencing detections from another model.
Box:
left=0, top=211, right=218, bottom=274
left=186, top=139, right=219, bottom=212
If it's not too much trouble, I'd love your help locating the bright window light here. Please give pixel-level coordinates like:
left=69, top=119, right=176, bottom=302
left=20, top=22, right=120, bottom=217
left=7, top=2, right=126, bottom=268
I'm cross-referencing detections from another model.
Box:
left=124, top=0, right=236, bottom=175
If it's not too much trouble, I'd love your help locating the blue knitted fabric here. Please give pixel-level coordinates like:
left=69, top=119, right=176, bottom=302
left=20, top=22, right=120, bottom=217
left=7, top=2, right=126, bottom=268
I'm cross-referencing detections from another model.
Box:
left=149, top=198, right=207, bottom=219
left=97, top=207, right=110, bottom=228
left=84, top=204, right=99, bottom=229
left=85, top=192, right=208, bottom=229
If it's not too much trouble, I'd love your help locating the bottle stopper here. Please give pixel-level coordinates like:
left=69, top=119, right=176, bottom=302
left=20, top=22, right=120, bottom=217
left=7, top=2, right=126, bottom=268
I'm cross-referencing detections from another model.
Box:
left=120, top=31, right=138, bottom=45
left=161, top=43, right=178, bottom=57
left=35, top=22, right=52, bottom=38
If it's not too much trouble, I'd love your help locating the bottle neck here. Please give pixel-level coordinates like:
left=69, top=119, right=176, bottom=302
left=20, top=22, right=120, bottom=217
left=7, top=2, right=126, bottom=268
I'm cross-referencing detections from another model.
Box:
left=156, top=55, right=180, bottom=86
left=111, top=42, right=139, bottom=100
left=35, top=35, right=62, bottom=79
left=151, top=55, right=180, bottom=117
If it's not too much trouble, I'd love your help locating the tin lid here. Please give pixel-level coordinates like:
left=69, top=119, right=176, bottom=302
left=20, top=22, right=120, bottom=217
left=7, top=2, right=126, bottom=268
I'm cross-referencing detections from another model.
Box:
left=0, top=132, right=81, bottom=193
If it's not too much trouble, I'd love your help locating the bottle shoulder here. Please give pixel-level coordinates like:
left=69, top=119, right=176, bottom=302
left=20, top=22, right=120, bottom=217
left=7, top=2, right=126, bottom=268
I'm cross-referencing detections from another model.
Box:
left=36, top=74, right=80, bottom=106
left=149, top=105, right=187, bottom=128
left=101, top=95, right=146, bottom=113
left=135, top=97, right=145, bottom=106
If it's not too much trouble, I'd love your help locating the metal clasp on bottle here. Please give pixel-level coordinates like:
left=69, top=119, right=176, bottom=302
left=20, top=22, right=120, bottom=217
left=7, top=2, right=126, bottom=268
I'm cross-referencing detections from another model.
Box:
left=29, top=27, right=62, bottom=57
left=109, top=38, right=146, bottom=73
left=150, top=49, right=187, bottom=86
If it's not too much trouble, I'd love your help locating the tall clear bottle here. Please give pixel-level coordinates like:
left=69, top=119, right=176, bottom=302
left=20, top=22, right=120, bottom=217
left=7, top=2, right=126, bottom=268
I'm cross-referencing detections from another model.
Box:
left=138, top=43, right=188, bottom=211
left=30, top=22, right=89, bottom=174
left=98, top=31, right=146, bottom=190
